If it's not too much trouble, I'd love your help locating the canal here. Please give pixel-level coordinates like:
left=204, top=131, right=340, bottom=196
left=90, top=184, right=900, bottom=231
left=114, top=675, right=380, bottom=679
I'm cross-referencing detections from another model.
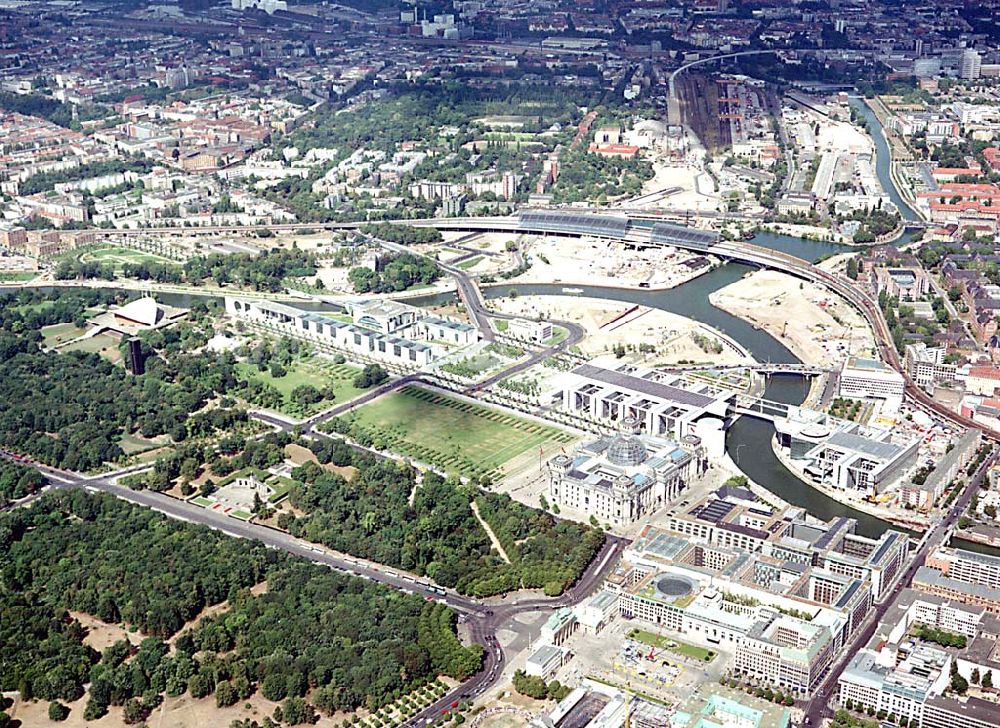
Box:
left=848, top=98, right=920, bottom=222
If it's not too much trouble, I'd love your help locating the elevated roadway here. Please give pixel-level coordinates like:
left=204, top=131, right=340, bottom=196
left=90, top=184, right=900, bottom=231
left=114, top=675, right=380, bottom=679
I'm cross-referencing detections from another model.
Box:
left=85, top=210, right=999, bottom=438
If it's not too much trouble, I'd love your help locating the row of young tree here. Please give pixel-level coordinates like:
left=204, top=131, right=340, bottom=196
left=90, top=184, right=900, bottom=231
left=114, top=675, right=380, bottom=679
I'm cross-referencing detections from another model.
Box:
left=281, top=438, right=603, bottom=597
left=0, top=491, right=481, bottom=721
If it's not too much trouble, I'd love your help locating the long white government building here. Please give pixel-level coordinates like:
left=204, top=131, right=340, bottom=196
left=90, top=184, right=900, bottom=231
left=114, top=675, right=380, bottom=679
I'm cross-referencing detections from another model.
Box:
left=224, top=296, right=477, bottom=368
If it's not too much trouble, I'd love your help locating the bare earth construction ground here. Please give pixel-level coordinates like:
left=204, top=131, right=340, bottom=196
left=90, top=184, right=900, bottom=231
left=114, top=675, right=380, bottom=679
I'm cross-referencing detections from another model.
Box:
left=710, top=270, right=876, bottom=367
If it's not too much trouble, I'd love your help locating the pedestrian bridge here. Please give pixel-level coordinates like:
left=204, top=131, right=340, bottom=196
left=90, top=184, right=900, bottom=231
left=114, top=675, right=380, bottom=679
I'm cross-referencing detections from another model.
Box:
left=733, top=394, right=795, bottom=422
left=667, top=363, right=829, bottom=376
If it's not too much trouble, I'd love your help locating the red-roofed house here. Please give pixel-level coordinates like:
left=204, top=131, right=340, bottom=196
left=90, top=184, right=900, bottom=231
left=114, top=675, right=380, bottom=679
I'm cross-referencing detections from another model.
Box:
left=588, top=143, right=640, bottom=159
left=985, top=148, right=1000, bottom=174
left=966, top=366, right=1000, bottom=395
left=932, top=163, right=982, bottom=182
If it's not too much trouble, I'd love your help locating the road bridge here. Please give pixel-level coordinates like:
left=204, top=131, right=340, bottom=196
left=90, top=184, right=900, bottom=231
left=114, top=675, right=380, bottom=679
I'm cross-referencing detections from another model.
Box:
left=665, top=362, right=829, bottom=375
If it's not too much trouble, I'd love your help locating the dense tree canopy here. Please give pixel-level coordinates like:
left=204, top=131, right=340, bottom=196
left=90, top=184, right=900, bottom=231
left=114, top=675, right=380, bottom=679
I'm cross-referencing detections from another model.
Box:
left=0, top=492, right=479, bottom=716
left=0, top=460, right=46, bottom=507
left=0, top=91, right=109, bottom=129
left=360, top=223, right=443, bottom=245
left=0, top=291, right=257, bottom=471
left=348, top=252, right=440, bottom=293
left=285, top=439, right=603, bottom=597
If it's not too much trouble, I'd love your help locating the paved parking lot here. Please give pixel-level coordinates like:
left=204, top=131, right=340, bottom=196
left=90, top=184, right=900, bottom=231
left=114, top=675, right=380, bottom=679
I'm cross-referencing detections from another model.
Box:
left=549, top=617, right=733, bottom=704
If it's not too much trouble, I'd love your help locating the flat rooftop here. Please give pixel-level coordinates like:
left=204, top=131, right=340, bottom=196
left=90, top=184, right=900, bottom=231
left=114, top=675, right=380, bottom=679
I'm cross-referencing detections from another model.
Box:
left=572, top=363, right=717, bottom=408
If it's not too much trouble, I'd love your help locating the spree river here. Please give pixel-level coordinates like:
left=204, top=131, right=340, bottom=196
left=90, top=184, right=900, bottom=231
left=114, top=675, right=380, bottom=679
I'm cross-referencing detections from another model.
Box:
left=408, top=232, right=901, bottom=536
left=470, top=235, right=900, bottom=539
left=2, top=233, right=890, bottom=533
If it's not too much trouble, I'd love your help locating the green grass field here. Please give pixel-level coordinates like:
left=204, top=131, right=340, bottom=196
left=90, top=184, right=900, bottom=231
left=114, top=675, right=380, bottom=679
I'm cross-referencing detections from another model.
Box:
left=118, top=433, right=164, bottom=455
left=41, top=322, right=88, bottom=348
left=235, top=356, right=365, bottom=416
left=77, top=245, right=179, bottom=271
left=337, top=385, right=574, bottom=479
left=628, top=629, right=717, bottom=662
left=0, top=271, right=37, bottom=282
left=456, top=255, right=484, bottom=270
left=61, top=333, right=122, bottom=363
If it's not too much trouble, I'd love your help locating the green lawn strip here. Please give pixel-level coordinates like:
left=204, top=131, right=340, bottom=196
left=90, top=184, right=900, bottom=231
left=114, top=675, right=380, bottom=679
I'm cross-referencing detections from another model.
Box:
left=542, top=326, right=569, bottom=346
left=60, top=333, right=121, bottom=359
left=41, top=322, right=88, bottom=348
left=628, top=629, right=717, bottom=662
left=266, top=474, right=299, bottom=503
left=77, top=245, right=179, bottom=269
left=118, top=433, right=161, bottom=455
left=456, top=255, right=483, bottom=270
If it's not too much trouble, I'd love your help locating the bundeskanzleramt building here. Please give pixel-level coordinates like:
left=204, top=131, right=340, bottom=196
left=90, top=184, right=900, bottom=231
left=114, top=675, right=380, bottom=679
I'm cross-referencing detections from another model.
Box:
left=225, top=296, right=457, bottom=368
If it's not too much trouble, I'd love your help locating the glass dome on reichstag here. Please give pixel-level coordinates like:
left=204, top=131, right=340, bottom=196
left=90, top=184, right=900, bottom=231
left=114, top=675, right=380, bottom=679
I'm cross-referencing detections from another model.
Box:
left=606, top=417, right=647, bottom=467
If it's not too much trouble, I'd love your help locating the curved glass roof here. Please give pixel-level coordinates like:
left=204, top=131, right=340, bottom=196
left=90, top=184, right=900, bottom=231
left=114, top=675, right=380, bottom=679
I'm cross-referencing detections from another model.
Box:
left=607, top=432, right=647, bottom=467
left=519, top=209, right=629, bottom=239
left=650, top=221, right=719, bottom=250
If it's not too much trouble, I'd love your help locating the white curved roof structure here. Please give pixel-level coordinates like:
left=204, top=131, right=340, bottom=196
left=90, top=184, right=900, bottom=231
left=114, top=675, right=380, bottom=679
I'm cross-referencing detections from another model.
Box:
left=114, top=297, right=162, bottom=327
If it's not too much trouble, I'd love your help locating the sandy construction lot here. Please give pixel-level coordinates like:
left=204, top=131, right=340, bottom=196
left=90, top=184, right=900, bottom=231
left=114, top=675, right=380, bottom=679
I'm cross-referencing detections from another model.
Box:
left=490, top=294, right=751, bottom=366
left=511, top=234, right=715, bottom=290
left=816, top=115, right=873, bottom=156
left=638, top=158, right=722, bottom=213
left=710, top=270, right=875, bottom=367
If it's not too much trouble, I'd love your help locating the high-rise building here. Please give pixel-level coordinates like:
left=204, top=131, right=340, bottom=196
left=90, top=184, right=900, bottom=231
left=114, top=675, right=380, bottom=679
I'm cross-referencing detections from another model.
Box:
left=961, top=49, right=982, bottom=80
left=127, top=338, right=145, bottom=375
